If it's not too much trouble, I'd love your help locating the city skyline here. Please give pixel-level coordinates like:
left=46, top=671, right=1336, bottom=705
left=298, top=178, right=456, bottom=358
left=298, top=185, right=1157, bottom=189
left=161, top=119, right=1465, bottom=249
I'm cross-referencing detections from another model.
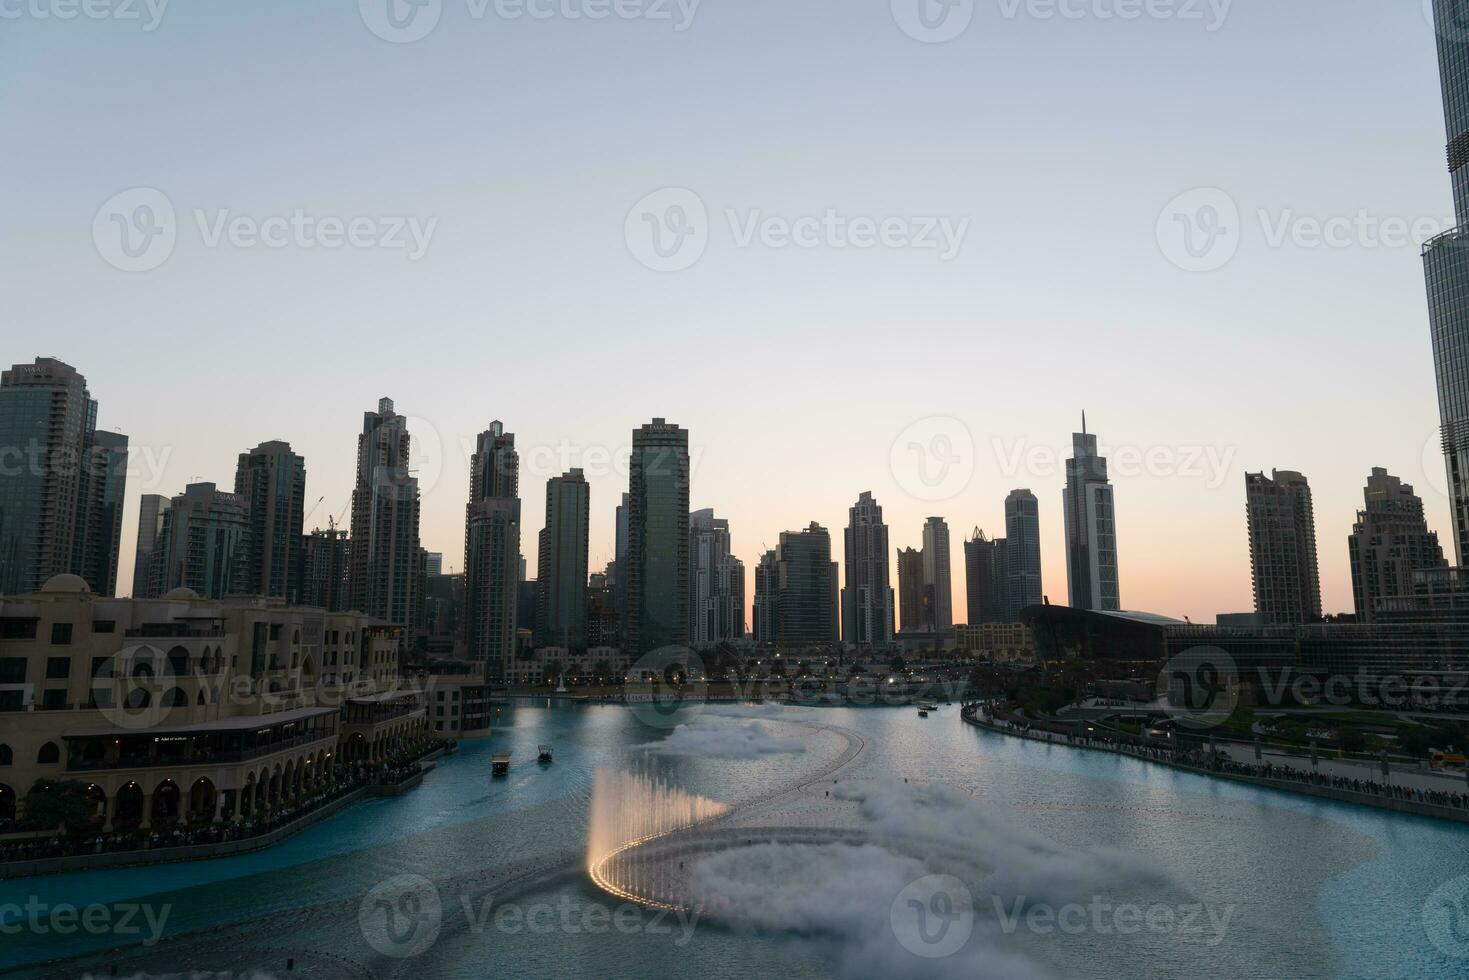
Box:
left=9, top=357, right=1454, bottom=626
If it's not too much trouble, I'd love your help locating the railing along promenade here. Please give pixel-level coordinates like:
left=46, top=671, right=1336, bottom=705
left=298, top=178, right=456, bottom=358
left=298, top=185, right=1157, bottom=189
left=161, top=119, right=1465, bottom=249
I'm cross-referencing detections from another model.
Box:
left=961, top=702, right=1469, bottom=825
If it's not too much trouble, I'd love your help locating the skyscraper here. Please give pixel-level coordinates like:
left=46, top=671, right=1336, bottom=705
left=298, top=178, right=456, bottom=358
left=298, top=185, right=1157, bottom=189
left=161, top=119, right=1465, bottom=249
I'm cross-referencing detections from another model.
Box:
left=897, top=546, right=930, bottom=633
left=753, top=549, right=778, bottom=644
left=963, top=528, right=1001, bottom=625
left=0, top=358, right=127, bottom=596
left=80, top=429, right=129, bottom=597
left=1003, top=489, right=1042, bottom=620
left=626, top=419, right=689, bottom=656
left=235, top=440, right=306, bottom=601
left=348, top=398, right=421, bottom=635
left=154, top=482, right=251, bottom=599
left=1063, top=418, right=1120, bottom=611
left=425, top=552, right=443, bottom=577
left=536, top=469, right=590, bottom=650
left=300, top=526, right=350, bottom=612
left=1246, top=470, right=1322, bottom=626
left=1348, top=468, right=1447, bottom=622
left=688, top=508, right=745, bottom=648
left=131, top=493, right=170, bottom=598
left=921, top=517, right=953, bottom=631
left=1425, top=0, right=1469, bottom=563
left=465, top=421, right=520, bottom=678
left=841, top=492, right=894, bottom=647
left=771, top=522, right=838, bottom=646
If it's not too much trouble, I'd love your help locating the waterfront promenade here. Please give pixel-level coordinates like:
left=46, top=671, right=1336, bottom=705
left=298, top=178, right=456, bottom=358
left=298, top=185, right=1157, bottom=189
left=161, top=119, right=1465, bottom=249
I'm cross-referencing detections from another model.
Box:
left=962, top=703, right=1469, bottom=825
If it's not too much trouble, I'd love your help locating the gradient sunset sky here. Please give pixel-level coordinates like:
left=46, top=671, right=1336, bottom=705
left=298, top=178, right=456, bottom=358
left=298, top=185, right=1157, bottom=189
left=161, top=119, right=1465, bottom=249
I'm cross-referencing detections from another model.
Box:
left=1, top=1, right=1455, bottom=622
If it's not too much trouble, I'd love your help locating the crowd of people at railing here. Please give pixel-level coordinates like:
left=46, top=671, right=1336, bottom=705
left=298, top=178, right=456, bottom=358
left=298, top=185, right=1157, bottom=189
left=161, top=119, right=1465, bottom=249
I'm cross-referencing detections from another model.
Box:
left=965, top=704, right=1469, bottom=812
left=0, top=740, right=448, bottom=867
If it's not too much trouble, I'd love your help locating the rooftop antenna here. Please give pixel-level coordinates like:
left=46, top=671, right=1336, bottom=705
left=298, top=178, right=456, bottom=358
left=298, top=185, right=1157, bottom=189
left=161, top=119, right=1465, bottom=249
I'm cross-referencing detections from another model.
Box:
left=1082, top=410, right=1087, bottom=436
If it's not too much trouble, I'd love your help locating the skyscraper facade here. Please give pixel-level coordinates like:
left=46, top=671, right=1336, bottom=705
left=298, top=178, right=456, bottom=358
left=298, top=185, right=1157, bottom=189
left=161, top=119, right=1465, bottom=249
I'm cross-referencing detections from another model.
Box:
left=1425, top=0, right=1469, bottom=563
left=688, top=508, right=745, bottom=648
left=753, top=549, right=778, bottom=644
left=1245, top=469, right=1322, bottom=626
left=771, top=522, right=838, bottom=646
left=348, top=398, right=421, bottom=634
left=921, top=517, right=953, bottom=631
left=0, top=358, right=127, bottom=596
left=80, top=429, right=129, bottom=597
left=131, top=493, right=170, bottom=598
left=235, top=440, right=306, bottom=601
left=626, top=419, right=689, bottom=656
left=964, top=528, right=1001, bottom=625
left=465, top=421, right=520, bottom=678
left=841, top=491, right=894, bottom=647
left=1062, top=421, right=1120, bottom=611
left=896, top=546, right=930, bottom=633
left=1004, top=489, right=1043, bottom=620
left=1348, top=468, right=1447, bottom=622
left=300, top=526, right=350, bottom=612
left=154, top=482, right=251, bottom=599
left=536, top=469, right=590, bottom=650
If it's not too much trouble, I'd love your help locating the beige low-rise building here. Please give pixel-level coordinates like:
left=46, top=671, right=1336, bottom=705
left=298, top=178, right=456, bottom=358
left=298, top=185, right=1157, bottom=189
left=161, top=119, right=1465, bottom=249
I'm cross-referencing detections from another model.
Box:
left=954, top=622, right=1036, bottom=661
left=0, top=574, right=428, bottom=834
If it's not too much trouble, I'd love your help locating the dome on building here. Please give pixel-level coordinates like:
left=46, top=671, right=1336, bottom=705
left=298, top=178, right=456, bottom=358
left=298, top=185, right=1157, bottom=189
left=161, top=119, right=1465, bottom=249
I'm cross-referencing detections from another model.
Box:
left=40, top=573, right=90, bottom=594
left=163, top=587, right=200, bottom=601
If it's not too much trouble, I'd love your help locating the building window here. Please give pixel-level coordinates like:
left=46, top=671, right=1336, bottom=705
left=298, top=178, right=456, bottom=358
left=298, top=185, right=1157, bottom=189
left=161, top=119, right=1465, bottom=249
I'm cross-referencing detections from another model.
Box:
left=0, top=659, right=24, bottom=684
left=0, top=744, right=10, bottom=765
left=50, top=623, right=73, bottom=645
left=92, top=621, right=115, bottom=634
left=0, top=692, right=21, bottom=712
left=0, top=619, right=36, bottom=641
left=36, top=742, right=60, bottom=765
left=45, top=657, right=70, bottom=680
left=42, top=689, right=67, bottom=709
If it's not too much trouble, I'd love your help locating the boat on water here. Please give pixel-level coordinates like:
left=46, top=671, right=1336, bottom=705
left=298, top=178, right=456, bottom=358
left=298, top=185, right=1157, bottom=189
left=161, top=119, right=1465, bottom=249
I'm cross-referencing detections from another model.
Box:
left=492, top=751, right=512, bottom=776
left=538, top=744, right=554, bottom=763
left=918, top=708, right=929, bottom=718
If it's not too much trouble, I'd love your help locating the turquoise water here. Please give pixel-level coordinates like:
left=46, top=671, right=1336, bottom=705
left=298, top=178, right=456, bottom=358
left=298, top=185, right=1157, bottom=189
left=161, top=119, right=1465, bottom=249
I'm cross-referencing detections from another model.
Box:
left=3, top=702, right=1467, bottom=978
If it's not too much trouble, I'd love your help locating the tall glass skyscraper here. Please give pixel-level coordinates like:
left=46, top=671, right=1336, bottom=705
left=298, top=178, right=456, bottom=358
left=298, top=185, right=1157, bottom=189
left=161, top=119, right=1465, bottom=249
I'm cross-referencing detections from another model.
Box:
left=235, top=440, right=307, bottom=601
left=626, top=419, right=689, bottom=656
left=465, top=420, right=520, bottom=677
left=349, top=398, right=421, bottom=637
left=1062, top=418, right=1120, bottom=611
left=536, top=469, right=589, bottom=650
left=840, top=492, right=894, bottom=647
left=0, top=358, right=127, bottom=596
left=1425, top=0, right=1469, bottom=562
left=1003, top=489, right=1043, bottom=620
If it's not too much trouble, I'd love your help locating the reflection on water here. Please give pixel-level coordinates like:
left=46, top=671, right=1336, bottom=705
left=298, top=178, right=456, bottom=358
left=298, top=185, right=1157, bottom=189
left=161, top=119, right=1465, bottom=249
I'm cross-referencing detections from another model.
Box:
left=3, top=701, right=1468, bottom=979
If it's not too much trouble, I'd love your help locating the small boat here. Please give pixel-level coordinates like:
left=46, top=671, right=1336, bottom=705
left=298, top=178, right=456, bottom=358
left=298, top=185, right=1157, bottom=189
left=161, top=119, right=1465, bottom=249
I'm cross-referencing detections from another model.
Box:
left=918, top=708, right=929, bottom=718
left=538, top=744, right=554, bottom=763
left=492, top=751, right=512, bottom=776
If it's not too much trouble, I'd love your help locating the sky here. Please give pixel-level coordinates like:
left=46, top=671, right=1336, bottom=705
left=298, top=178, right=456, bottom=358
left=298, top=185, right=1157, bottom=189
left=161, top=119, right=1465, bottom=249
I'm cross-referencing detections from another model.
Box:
left=0, top=0, right=1457, bottom=623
